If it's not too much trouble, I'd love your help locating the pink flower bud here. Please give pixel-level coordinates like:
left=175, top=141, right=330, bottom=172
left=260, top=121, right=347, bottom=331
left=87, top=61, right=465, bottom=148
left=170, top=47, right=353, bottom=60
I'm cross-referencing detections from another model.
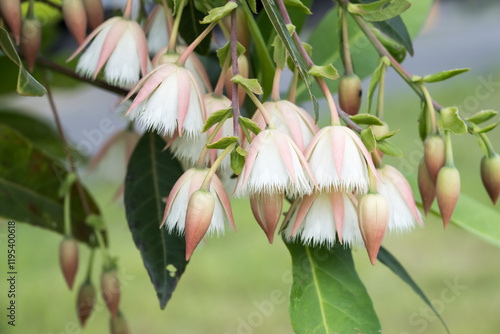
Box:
left=101, top=270, right=120, bottom=317
left=357, top=193, right=389, bottom=265
left=62, top=0, right=87, bottom=44
left=59, top=237, right=79, bottom=290
left=436, top=166, right=460, bottom=228
left=76, top=280, right=96, bottom=327
left=225, top=54, right=248, bottom=108
left=21, top=18, right=41, bottom=71
left=185, top=190, right=215, bottom=260
left=481, top=155, right=500, bottom=204
left=0, top=0, right=21, bottom=44
left=83, top=0, right=104, bottom=30
left=424, top=135, right=446, bottom=184
left=250, top=193, right=284, bottom=244
left=418, top=158, right=436, bottom=215
left=338, top=74, right=362, bottom=116
left=110, top=312, right=130, bottom=334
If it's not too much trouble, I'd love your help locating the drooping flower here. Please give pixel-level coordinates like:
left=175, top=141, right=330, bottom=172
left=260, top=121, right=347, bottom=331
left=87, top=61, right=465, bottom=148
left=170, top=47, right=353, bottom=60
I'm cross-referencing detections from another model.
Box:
left=68, top=16, right=149, bottom=89
left=305, top=125, right=378, bottom=194
left=250, top=192, right=284, bottom=243
left=376, top=165, right=423, bottom=233
left=282, top=191, right=363, bottom=248
left=124, top=62, right=206, bottom=137
left=0, top=0, right=21, bottom=44
left=252, top=100, right=318, bottom=153
left=62, top=0, right=87, bottom=44
left=145, top=5, right=169, bottom=55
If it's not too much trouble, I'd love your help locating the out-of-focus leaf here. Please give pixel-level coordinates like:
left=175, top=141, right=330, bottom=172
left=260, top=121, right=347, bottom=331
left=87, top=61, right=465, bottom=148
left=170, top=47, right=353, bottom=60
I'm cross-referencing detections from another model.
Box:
left=179, top=0, right=212, bottom=55
left=348, top=0, right=411, bottom=22
left=467, top=110, right=498, bottom=125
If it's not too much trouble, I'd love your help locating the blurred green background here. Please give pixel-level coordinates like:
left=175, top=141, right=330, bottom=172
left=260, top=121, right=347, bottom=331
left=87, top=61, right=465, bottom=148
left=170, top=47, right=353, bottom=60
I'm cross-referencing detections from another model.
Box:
left=1, top=0, right=500, bottom=334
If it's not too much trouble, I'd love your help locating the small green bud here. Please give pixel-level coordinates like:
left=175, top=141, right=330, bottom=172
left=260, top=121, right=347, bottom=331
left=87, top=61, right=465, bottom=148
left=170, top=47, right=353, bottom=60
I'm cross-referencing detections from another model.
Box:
left=338, top=74, right=362, bottom=116
left=481, top=154, right=500, bottom=204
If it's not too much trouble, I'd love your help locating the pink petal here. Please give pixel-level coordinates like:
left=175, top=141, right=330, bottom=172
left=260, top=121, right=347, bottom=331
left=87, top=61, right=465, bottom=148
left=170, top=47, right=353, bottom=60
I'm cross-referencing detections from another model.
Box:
left=330, top=191, right=345, bottom=244
left=187, top=70, right=207, bottom=120
left=213, top=175, right=236, bottom=231
left=187, top=51, right=213, bottom=92
left=160, top=169, right=196, bottom=228
left=294, top=103, right=319, bottom=134
left=163, top=131, right=179, bottom=150
left=129, top=21, right=149, bottom=77
left=291, top=193, right=316, bottom=236
left=144, top=5, right=160, bottom=33
left=240, top=130, right=267, bottom=188
left=345, top=127, right=381, bottom=181
left=331, top=126, right=345, bottom=178
left=304, top=127, right=330, bottom=160
left=122, top=66, right=159, bottom=103
left=188, top=170, right=206, bottom=198
left=177, top=69, right=192, bottom=134
left=274, top=131, right=296, bottom=183
left=282, top=105, right=305, bottom=152
left=288, top=136, right=317, bottom=188
left=250, top=195, right=266, bottom=233
left=94, top=19, right=128, bottom=79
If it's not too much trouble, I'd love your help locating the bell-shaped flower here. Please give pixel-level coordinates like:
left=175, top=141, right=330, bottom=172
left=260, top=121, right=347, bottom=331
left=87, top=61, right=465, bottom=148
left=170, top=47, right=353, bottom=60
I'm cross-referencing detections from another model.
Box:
left=252, top=100, right=318, bottom=153
left=124, top=62, right=206, bottom=137
left=145, top=5, right=169, bottom=55
left=68, top=16, right=149, bottom=89
left=161, top=168, right=236, bottom=239
left=376, top=165, right=423, bottom=233
left=250, top=192, right=284, bottom=244
left=305, top=125, right=378, bottom=194
left=235, top=129, right=315, bottom=197
left=282, top=191, right=363, bottom=248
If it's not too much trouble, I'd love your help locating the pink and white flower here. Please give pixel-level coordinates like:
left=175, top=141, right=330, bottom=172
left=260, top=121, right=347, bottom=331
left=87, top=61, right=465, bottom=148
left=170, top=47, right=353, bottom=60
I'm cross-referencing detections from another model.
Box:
left=124, top=62, right=206, bottom=137
left=68, top=16, right=149, bottom=89
left=145, top=5, right=169, bottom=55
left=305, top=125, right=378, bottom=194
left=252, top=100, right=318, bottom=153
left=161, top=168, right=236, bottom=237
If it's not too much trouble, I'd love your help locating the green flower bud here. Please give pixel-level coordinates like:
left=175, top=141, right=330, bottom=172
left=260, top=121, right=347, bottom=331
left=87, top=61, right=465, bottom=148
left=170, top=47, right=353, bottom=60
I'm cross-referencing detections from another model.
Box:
left=338, top=74, right=362, bottom=116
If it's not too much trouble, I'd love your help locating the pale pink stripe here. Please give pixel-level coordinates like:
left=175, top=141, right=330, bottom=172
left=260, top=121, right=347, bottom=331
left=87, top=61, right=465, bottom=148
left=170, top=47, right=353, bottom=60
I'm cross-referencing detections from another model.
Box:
left=94, top=19, right=127, bottom=79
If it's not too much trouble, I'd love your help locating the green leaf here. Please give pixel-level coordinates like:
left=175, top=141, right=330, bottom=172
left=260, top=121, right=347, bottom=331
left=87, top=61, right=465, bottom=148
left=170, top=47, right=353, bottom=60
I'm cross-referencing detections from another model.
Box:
left=203, top=108, right=232, bottom=132
left=206, top=136, right=238, bottom=149
left=407, top=175, right=500, bottom=248
left=308, top=64, right=339, bottom=80
left=417, top=68, right=470, bottom=83
left=216, top=42, right=246, bottom=69
left=374, top=129, right=399, bottom=140
left=58, top=173, right=77, bottom=198
left=86, top=214, right=106, bottom=230
left=287, top=42, right=312, bottom=72
left=0, top=125, right=101, bottom=246
left=367, top=57, right=389, bottom=113
left=179, top=0, right=212, bottom=55
left=235, top=146, right=248, bottom=156
left=124, top=132, right=188, bottom=309
left=378, top=247, right=450, bottom=334
left=286, top=242, right=381, bottom=334
left=246, top=0, right=257, bottom=14
left=283, top=0, right=312, bottom=15
left=350, top=114, right=384, bottom=126
left=438, top=107, right=468, bottom=135
left=231, top=74, right=263, bottom=94
left=348, top=0, right=411, bottom=22
left=377, top=139, right=403, bottom=156
left=273, top=24, right=296, bottom=70
left=230, top=149, right=245, bottom=175
left=361, top=127, right=376, bottom=152
left=467, top=110, right=498, bottom=125
left=200, top=2, right=238, bottom=24
left=0, top=27, right=46, bottom=96
left=239, top=116, right=262, bottom=135
left=477, top=120, right=500, bottom=134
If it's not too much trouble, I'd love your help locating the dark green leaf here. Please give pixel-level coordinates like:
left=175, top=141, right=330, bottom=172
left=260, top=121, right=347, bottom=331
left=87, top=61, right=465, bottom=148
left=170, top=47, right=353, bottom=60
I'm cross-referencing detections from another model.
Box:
left=179, top=0, right=212, bottom=55
left=200, top=2, right=238, bottom=24
left=477, top=120, right=500, bottom=134
left=350, top=113, right=384, bottom=125
left=308, top=64, right=339, bottom=80
left=0, top=125, right=101, bottom=246
left=418, top=68, right=470, bottom=83
left=231, top=74, right=263, bottom=94
left=239, top=116, right=262, bottom=135
left=124, top=132, right=188, bottom=309
left=283, top=0, right=312, bottom=15
left=0, top=27, right=47, bottom=96
left=286, top=241, right=381, bottom=334
left=378, top=247, right=450, bottom=334
left=348, top=0, right=411, bottom=22
left=206, top=136, right=238, bottom=149
left=216, top=42, right=246, bottom=69
left=230, top=149, right=245, bottom=175
left=438, top=107, right=467, bottom=135
left=377, top=139, right=403, bottom=156
left=467, top=110, right=498, bottom=125
left=361, top=127, right=376, bottom=152
left=203, top=108, right=232, bottom=132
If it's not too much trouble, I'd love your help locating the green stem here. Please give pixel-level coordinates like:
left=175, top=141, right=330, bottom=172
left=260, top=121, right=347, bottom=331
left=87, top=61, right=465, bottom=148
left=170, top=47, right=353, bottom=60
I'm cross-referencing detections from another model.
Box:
left=161, top=0, right=174, bottom=35
left=196, top=111, right=232, bottom=168
left=27, top=0, right=35, bottom=18
left=376, top=65, right=386, bottom=118
left=178, top=21, right=217, bottom=66
left=123, top=0, right=134, bottom=19
left=94, top=228, right=111, bottom=268
left=239, top=118, right=253, bottom=144
left=445, top=130, right=454, bottom=167
left=288, top=68, right=299, bottom=103
left=168, top=0, right=187, bottom=52
left=271, top=67, right=282, bottom=101
left=63, top=192, right=71, bottom=237
left=244, top=88, right=276, bottom=128
left=317, top=77, right=340, bottom=125
left=85, top=249, right=95, bottom=282
left=201, top=142, right=237, bottom=190
left=420, top=83, right=438, bottom=134
left=340, top=7, right=353, bottom=75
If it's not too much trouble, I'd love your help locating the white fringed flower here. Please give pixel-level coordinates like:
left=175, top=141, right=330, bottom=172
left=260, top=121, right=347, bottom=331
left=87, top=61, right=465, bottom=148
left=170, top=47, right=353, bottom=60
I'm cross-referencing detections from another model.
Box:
left=124, top=62, right=206, bottom=137
left=282, top=191, right=363, bottom=248
left=68, top=17, right=149, bottom=89
left=376, top=165, right=423, bottom=233
left=252, top=100, right=318, bottom=153
left=161, top=168, right=235, bottom=236
left=145, top=5, right=169, bottom=55
left=306, top=125, right=378, bottom=194
left=235, top=129, right=315, bottom=197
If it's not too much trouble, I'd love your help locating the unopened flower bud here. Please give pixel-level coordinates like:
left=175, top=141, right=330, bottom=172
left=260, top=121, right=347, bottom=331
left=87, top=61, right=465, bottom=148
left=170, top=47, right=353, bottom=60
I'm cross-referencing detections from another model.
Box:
left=436, top=166, right=460, bottom=228
left=59, top=237, right=79, bottom=290
left=110, top=311, right=130, bottom=334
left=0, top=0, right=21, bottom=44
left=481, top=154, right=500, bottom=204
left=357, top=193, right=389, bottom=265
left=76, top=280, right=96, bottom=327
left=101, top=269, right=120, bottom=317
left=83, top=0, right=104, bottom=30
left=418, top=158, right=436, bottom=215
left=250, top=193, right=284, bottom=244
left=225, top=54, right=248, bottom=108
left=185, top=190, right=215, bottom=260
left=21, top=18, right=41, bottom=71
left=424, top=135, right=446, bottom=184
left=62, top=0, right=87, bottom=44
left=338, top=74, right=362, bottom=116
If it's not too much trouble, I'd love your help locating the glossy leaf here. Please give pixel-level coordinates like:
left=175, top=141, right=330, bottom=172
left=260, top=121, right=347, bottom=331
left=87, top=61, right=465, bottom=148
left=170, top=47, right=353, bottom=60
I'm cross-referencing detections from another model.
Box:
left=417, top=68, right=470, bottom=83
left=203, top=108, right=232, bottom=132
left=124, top=132, right=188, bottom=309
left=216, top=42, right=246, bottom=68
left=230, top=149, right=245, bottom=175
left=206, top=136, right=238, bottom=149
left=348, top=0, right=411, bottom=22
left=350, top=113, right=384, bottom=125
left=231, top=74, right=263, bottom=94
left=200, top=2, right=238, bottom=24
left=239, top=116, right=262, bottom=135
left=179, top=0, right=212, bottom=55
left=0, top=27, right=46, bottom=96
left=467, top=110, right=498, bottom=125
left=308, top=64, right=339, bottom=80
left=438, top=107, right=468, bottom=135
left=0, top=125, right=101, bottom=246
left=286, top=241, right=381, bottom=334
